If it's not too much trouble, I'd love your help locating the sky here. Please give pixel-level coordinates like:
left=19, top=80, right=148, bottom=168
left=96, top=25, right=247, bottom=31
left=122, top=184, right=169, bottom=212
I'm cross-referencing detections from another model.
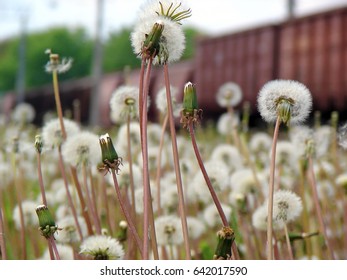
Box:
left=0, top=0, right=347, bottom=41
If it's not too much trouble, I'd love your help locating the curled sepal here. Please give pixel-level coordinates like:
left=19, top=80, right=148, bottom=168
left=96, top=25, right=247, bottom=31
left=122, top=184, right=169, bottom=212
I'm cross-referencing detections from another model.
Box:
left=213, top=226, right=235, bottom=260
left=141, top=22, right=164, bottom=61
left=36, top=205, right=61, bottom=239
left=98, top=133, right=123, bottom=174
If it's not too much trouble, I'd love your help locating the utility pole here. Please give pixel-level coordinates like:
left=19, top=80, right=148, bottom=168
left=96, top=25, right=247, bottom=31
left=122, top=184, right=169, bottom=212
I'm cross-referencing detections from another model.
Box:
left=16, top=11, right=29, bottom=104
left=287, top=0, right=296, bottom=20
left=89, top=0, right=105, bottom=126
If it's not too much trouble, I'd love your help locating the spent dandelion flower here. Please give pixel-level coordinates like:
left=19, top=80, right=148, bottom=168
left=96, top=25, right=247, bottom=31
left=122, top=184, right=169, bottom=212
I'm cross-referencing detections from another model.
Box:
left=272, top=190, right=303, bottom=225
left=62, top=131, right=101, bottom=168
left=80, top=235, right=125, bottom=260
left=252, top=204, right=283, bottom=231
left=210, top=144, right=244, bottom=173
left=216, top=112, right=240, bottom=136
left=216, top=82, right=243, bottom=108
left=155, top=215, right=183, bottom=246
left=55, top=216, right=88, bottom=244
left=257, top=79, right=312, bottom=125
left=11, top=102, right=36, bottom=124
left=109, top=85, right=140, bottom=123
left=203, top=203, right=232, bottom=228
left=45, top=49, right=73, bottom=74
left=42, top=118, right=80, bottom=149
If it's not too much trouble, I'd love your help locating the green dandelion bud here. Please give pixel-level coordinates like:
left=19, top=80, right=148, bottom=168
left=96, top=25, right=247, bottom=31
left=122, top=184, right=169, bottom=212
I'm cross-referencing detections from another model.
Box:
left=36, top=205, right=59, bottom=239
left=99, top=133, right=119, bottom=163
left=213, top=226, right=235, bottom=260
left=35, top=135, right=43, bottom=154
left=142, top=21, right=164, bottom=60
left=98, top=133, right=122, bottom=174
left=180, top=82, right=202, bottom=129
left=183, top=82, right=198, bottom=114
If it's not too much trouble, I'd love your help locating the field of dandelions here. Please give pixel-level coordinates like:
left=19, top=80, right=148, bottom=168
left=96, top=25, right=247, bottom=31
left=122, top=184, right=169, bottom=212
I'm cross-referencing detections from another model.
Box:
left=1, top=1, right=347, bottom=261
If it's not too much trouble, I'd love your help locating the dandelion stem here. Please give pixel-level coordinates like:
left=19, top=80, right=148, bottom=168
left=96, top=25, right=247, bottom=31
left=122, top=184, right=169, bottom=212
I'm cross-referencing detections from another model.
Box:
left=188, top=121, right=228, bottom=226
left=36, top=152, right=48, bottom=206
left=48, top=236, right=60, bottom=260
left=0, top=208, right=7, bottom=260
left=70, top=167, right=94, bottom=235
left=111, top=169, right=143, bottom=258
left=164, top=64, right=191, bottom=260
left=156, top=113, right=169, bottom=215
left=307, top=156, right=335, bottom=259
left=139, top=57, right=159, bottom=260
left=82, top=164, right=101, bottom=235
left=57, top=147, right=84, bottom=241
left=52, top=70, right=67, bottom=139
left=283, top=223, right=294, bottom=259
left=267, top=115, right=281, bottom=260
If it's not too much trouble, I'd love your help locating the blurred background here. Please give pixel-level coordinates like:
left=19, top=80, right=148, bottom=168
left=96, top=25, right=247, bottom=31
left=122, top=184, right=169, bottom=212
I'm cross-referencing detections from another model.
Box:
left=1, top=0, right=347, bottom=126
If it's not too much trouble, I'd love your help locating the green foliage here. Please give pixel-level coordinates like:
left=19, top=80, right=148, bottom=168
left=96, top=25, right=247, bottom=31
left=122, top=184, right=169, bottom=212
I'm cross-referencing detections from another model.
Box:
left=102, top=27, right=141, bottom=73
left=0, top=25, right=202, bottom=95
left=0, top=27, right=93, bottom=94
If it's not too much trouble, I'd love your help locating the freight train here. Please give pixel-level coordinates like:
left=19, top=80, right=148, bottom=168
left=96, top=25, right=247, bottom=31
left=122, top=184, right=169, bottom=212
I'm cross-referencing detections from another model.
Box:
left=2, top=6, right=347, bottom=127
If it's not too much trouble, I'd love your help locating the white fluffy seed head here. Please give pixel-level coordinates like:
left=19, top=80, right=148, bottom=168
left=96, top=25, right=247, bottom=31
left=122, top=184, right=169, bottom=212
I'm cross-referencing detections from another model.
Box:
left=155, top=215, right=183, bottom=245
left=216, top=82, right=243, bottom=108
left=11, top=102, right=36, bottom=124
left=109, top=85, right=139, bottom=123
left=61, top=131, right=101, bottom=168
left=131, top=16, right=185, bottom=64
left=273, top=190, right=303, bottom=224
left=42, top=118, right=80, bottom=149
left=80, top=235, right=124, bottom=260
left=257, top=79, right=312, bottom=125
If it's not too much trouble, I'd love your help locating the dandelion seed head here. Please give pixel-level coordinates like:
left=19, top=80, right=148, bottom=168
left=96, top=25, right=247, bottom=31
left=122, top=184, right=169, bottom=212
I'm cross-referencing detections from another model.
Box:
left=11, top=102, right=36, bottom=124
left=273, top=190, right=303, bottom=224
left=252, top=204, right=283, bottom=231
left=216, top=82, right=243, bottom=108
left=42, top=118, right=80, bottom=149
left=80, top=235, right=124, bottom=260
left=257, top=79, right=312, bottom=124
left=203, top=203, right=232, bottom=228
left=109, top=85, right=139, bottom=123
left=62, top=131, right=100, bottom=168
left=55, top=216, right=88, bottom=244
left=131, top=16, right=185, bottom=64
left=155, top=215, right=183, bottom=245
left=216, top=112, right=240, bottom=136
